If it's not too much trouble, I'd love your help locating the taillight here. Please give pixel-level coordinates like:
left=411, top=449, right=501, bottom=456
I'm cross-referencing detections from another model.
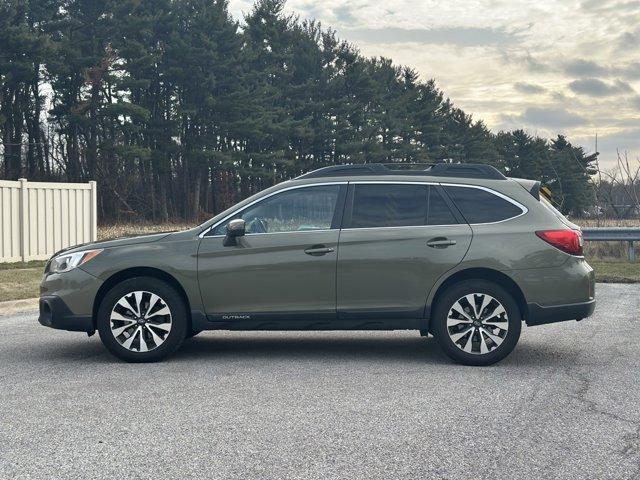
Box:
left=535, top=229, right=583, bottom=256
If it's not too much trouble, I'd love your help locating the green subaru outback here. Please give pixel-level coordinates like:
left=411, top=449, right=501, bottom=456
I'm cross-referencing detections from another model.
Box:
left=39, top=163, right=595, bottom=365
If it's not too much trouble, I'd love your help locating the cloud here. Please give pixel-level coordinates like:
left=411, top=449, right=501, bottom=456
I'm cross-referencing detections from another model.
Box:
left=576, top=125, right=640, bottom=158
left=611, top=62, right=640, bottom=80
left=618, top=28, right=640, bottom=51
left=581, top=0, right=640, bottom=13
left=333, top=5, right=356, bottom=24
left=513, top=82, right=546, bottom=94
left=500, top=52, right=553, bottom=73
left=580, top=0, right=605, bottom=9
left=504, top=107, right=587, bottom=129
left=563, top=59, right=607, bottom=77
left=551, top=91, right=569, bottom=102
left=563, top=59, right=640, bottom=80
left=340, top=26, right=524, bottom=47
left=568, top=78, right=634, bottom=96
left=503, top=54, right=640, bottom=80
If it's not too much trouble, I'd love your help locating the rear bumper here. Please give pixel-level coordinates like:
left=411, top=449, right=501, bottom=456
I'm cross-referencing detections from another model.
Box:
left=526, top=298, right=595, bottom=326
left=39, top=296, right=94, bottom=333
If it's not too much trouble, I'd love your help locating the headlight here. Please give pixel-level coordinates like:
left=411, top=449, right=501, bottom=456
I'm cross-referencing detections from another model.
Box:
left=49, top=249, right=103, bottom=274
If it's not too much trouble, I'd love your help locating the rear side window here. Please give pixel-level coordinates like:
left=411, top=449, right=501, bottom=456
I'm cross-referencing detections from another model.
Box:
left=427, top=187, right=458, bottom=225
left=444, top=186, right=523, bottom=224
left=347, top=184, right=458, bottom=228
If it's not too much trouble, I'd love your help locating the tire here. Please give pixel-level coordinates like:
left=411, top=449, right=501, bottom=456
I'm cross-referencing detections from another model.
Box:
left=97, top=277, right=188, bottom=362
left=432, top=280, right=521, bottom=366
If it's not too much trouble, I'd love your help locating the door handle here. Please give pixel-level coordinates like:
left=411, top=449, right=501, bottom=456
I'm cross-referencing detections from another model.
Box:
left=304, top=245, right=335, bottom=256
left=426, top=237, right=457, bottom=248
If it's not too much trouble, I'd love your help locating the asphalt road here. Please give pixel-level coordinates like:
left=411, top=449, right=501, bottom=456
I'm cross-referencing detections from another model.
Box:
left=0, top=283, right=639, bottom=480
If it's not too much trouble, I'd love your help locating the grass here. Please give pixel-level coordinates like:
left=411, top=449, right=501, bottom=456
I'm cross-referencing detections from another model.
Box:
left=0, top=260, right=46, bottom=271
left=589, top=261, right=640, bottom=283
left=0, top=268, right=42, bottom=302
left=574, top=218, right=640, bottom=228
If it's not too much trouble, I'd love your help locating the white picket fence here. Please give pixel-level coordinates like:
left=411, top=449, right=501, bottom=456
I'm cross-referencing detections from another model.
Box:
left=0, top=179, right=97, bottom=263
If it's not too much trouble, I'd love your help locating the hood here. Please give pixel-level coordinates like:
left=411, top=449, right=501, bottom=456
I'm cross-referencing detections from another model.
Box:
left=50, top=232, right=174, bottom=259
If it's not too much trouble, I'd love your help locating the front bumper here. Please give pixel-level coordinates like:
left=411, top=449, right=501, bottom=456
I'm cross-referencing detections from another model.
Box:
left=39, top=266, right=102, bottom=334
left=526, top=298, right=596, bottom=326
left=39, top=295, right=94, bottom=333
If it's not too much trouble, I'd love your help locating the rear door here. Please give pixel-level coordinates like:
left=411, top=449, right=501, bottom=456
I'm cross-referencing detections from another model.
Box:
left=337, top=182, right=472, bottom=320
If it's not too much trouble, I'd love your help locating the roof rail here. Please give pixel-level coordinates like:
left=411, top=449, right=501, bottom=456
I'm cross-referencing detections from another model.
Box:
left=296, top=163, right=506, bottom=180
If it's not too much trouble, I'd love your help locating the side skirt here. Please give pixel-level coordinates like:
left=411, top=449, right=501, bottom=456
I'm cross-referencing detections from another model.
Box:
left=191, top=310, right=422, bottom=331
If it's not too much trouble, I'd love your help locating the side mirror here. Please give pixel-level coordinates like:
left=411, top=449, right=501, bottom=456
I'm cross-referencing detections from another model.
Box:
left=223, top=219, right=246, bottom=246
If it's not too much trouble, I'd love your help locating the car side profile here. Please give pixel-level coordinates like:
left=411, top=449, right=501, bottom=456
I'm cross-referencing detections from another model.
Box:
left=39, top=163, right=595, bottom=365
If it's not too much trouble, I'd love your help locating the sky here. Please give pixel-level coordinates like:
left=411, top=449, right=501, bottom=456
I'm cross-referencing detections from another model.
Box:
left=228, top=0, right=640, bottom=170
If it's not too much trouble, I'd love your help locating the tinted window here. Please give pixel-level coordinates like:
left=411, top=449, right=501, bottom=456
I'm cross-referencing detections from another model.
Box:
left=444, top=186, right=523, bottom=223
left=212, top=185, right=340, bottom=235
left=427, top=187, right=458, bottom=225
left=348, top=184, right=426, bottom=228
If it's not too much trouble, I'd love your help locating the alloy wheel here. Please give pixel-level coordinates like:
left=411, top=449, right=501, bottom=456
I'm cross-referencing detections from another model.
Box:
left=446, top=293, right=509, bottom=355
left=109, top=291, right=172, bottom=352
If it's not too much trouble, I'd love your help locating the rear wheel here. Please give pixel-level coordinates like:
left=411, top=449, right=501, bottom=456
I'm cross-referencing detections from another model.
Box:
left=432, top=280, right=521, bottom=366
left=97, top=277, right=188, bottom=362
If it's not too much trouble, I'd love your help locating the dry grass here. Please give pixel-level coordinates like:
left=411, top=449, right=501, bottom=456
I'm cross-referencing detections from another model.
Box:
left=573, top=218, right=640, bottom=228
left=571, top=218, right=639, bottom=260
left=0, top=268, right=41, bottom=302
left=98, top=222, right=197, bottom=241
left=590, top=261, right=640, bottom=283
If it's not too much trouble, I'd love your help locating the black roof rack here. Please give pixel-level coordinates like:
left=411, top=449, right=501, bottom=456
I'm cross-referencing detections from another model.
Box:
left=296, top=163, right=506, bottom=180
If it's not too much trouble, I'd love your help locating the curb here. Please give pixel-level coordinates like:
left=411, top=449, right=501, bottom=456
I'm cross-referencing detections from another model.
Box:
left=0, top=298, right=39, bottom=316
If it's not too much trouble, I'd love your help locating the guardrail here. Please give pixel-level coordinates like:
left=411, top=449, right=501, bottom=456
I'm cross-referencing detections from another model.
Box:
left=582, top=228, right=640, bottom=262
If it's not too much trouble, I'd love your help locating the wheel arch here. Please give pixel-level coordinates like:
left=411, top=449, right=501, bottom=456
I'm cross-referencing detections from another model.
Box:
left=92, top=267, right=192, bottom=331
left=427, top=267, right=528, bottom=324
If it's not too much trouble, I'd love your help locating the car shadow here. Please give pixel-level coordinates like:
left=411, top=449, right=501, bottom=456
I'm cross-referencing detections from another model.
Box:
left=172, top=333, right=451, bottom=365
left=28, top=331, right=580, bottom=368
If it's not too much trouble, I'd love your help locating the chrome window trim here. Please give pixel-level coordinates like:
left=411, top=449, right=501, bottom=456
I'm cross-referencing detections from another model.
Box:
left=203, top=229, right=337, bottom=239
left=199, top=179, right=527, bottom=238
left=345, top=180, right=458, bottom=230
left=199, top=182, right=347, bottom=238
left=340, top=224, right=462, bottom=232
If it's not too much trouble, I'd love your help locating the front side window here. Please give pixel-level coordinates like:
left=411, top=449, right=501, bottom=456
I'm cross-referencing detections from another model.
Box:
left=211, top=185, right=341, bottom=235
left=444, top=186, right=524, bottom=224
left=347, top=184, right=458, bottom=228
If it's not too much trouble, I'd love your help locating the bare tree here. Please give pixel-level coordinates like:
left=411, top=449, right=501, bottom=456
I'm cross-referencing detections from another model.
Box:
left=595, top=150, right=640, bottom=219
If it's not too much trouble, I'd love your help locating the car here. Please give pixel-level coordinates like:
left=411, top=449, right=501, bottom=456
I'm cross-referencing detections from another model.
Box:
left=38, top=163, right=595, bottom=365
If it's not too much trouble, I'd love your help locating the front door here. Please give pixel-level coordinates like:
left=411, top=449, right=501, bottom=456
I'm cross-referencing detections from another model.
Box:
left=337, top=182, right=472, bottom=320
left=197, top=183, right=346, bottom=325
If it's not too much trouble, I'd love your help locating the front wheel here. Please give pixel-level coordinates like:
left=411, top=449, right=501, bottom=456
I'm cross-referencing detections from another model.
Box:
left=432, top=280, right=521, bottom=366
left=97, top=277, right=188, bottom=362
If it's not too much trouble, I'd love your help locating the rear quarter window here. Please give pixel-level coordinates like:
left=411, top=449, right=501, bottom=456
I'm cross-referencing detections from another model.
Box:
left=444, top=186, right=524, bottom=224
